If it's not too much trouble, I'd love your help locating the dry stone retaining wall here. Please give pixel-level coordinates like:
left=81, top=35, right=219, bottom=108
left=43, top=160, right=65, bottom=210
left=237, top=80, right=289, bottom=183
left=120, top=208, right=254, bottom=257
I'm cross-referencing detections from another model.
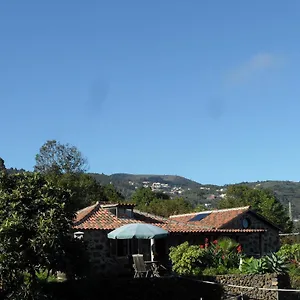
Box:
left=202, top=274, right=291, bottom=300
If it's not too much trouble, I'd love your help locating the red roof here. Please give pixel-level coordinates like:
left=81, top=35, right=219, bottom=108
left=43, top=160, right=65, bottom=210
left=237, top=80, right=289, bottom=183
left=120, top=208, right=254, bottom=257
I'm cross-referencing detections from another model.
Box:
left=169, top=206, right=250, bottom=229
left=74, top=204, right=265, bottom=233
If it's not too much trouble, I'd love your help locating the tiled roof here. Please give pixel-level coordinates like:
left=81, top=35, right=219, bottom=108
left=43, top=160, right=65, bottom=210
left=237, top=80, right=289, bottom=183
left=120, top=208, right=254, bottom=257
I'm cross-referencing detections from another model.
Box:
left=100, top=202, right=136, bottom=208
left=74, top=204, right=265, bottom=233
left=75, top=203, right=99, bottom=224
left=169, top=206, right=250, bottom=229
left=133, top=210, right=166, bottom=224
left=74, top=205, right=142, bottom=230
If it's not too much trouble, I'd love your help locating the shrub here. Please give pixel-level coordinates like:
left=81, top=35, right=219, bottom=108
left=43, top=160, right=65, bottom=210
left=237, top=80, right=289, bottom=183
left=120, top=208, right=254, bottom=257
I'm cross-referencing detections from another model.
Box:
left=288, top=264, right=300, bottom=289
left=202, top=265, right=234, bottom=276
left=240, top=257, right=268, bottom=274
left=169, top=238, right=242, bottom=276
left=169, top=242, right=208, bottom=276
left=265, top=253, right=288, bottom=274
left=277, top=243, right=300, bottom=266
left=205, top=237, right=241, bottom=269
left=240, top=253, right=287, bottom=275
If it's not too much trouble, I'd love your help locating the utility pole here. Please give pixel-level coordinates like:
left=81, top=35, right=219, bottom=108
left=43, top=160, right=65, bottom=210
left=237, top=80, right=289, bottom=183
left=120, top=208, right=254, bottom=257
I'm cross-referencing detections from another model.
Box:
left=289, top=202, right=293, bottom=222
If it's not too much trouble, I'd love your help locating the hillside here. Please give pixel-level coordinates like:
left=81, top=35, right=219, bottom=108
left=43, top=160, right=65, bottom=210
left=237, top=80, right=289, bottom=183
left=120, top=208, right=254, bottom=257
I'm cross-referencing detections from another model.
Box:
left=90, top=173, right=300, bottom=219
left=3, top=168, right=300, bottom=219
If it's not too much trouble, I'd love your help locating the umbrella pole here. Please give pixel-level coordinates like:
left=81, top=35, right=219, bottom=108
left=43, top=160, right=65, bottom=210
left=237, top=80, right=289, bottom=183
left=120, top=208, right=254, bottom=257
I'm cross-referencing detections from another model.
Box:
left=138, top=239, right=140, bottom=254
left=150, top=239, right=154, bottom=261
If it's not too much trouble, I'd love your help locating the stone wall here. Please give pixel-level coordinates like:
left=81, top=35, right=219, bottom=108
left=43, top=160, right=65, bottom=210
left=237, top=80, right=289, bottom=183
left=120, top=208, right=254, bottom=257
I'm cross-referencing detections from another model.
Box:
left=201, top=274, right=290, bottom=300
left=82, top=230, right=131, bottom=276
left=225, top=211, right=280, bottom=256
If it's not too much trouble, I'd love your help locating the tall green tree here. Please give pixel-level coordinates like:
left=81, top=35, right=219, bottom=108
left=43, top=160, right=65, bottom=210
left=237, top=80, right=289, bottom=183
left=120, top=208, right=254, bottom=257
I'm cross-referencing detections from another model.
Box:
left=131, top=187, right=156, bottom=206
left=34, top=140, right=108, bottom=210
left=0, top=172, right=87, bottom=299
left=218, top=185, right=292, bottom=232
left=34, top=140, right=88, bottom=174
left=48, top=172, right=106, bottom=210
left=131, top=187, right=193, bottom=217
left=102, top=183, right=125, bottom=203
left=0, top=157, right=6, bottom=173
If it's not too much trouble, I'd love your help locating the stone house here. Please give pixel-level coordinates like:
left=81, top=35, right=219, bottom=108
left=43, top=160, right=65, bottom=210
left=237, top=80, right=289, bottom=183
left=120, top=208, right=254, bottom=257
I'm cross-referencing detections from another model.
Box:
left=168, top=206, right=281, bottom=257
left=73, top=203, right=280, bottom=275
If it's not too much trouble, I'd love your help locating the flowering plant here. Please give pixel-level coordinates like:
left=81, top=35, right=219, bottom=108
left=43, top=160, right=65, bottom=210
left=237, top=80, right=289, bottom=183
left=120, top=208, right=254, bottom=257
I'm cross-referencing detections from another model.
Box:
left=199, top=237, right=242, bottom=269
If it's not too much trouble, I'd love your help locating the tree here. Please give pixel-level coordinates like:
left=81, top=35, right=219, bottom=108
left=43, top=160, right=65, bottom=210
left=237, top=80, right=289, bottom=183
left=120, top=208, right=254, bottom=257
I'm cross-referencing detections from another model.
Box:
left=102, top=183, right=125, bottom=203
left=48, top=172, right=105, bottom=210
left=0, top=157, right=6, bottom=173
left=34, top=140, right=88, bottom=174
left=131, top=187, right=156, bottom=206
left=131, top=187, right=193, bottom=217
left=218, top=185, right=292, bottom=232
left=0, top=172, right=87, bottom=299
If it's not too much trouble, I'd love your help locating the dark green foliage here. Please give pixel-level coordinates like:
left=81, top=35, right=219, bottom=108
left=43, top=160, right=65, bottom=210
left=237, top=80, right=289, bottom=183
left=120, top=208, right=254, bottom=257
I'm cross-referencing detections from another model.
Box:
left=102, top=183, right=125, bottom=203
left=0, top=157, right=6, bottom=172
left=218, top=185, right=292, bottom=232
left=240, top=257, right=269, bottom=274
left=47, top=172, right=106, bottom=210
left=0, top=172, right=87, bottom=299
left=131, top=187, right=193, bottom=217
left=34, top=140, right=88, bottom=174
left=240, top=253, right=287, bottom=275
left=288, top=264, right=300, bottom=289
left=169, top=238, right=242, bottom=276
left=277, top=243, right=300, bottom=265
left=169, top=242, right=207, bottom=276
left=265, top=253, right=288, bottom=274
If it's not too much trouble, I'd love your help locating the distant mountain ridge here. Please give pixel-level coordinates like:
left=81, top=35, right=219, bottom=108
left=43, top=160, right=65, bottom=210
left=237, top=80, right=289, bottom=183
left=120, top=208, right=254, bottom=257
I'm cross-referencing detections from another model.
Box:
left=90, top=173, right=300, bottom=219
left=4, top=169, right=300, bottom=219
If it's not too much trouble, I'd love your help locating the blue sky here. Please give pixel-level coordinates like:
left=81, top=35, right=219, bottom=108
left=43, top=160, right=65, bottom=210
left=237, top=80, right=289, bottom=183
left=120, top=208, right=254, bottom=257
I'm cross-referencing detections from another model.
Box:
left=1, top=1, right=300, bottom=185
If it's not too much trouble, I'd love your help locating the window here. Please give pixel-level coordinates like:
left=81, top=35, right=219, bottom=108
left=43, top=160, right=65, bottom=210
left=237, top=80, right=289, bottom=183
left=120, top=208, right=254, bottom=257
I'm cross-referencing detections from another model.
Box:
left=117, top=208, right=133, bottom=219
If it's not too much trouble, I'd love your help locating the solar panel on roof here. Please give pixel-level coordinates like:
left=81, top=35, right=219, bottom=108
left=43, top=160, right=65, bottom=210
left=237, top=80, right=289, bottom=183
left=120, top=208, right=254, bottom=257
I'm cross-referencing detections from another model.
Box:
left=189, top=213, right=210, bottom=222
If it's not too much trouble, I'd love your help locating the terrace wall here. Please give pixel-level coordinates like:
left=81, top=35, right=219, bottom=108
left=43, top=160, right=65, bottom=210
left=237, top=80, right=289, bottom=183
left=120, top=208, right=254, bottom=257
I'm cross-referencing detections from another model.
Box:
left=202, top=274, right=291, bottom=300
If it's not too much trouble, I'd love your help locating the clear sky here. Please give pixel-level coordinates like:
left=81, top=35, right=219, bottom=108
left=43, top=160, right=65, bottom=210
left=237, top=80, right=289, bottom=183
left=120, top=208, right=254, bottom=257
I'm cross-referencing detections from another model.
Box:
left=1, top=1, right=300, bottom=185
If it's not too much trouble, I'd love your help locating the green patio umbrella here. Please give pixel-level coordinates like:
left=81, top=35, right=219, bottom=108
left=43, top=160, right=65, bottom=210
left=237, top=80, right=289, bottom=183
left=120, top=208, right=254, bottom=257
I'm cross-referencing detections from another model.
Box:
left=107, top=223, right=169, bottom=240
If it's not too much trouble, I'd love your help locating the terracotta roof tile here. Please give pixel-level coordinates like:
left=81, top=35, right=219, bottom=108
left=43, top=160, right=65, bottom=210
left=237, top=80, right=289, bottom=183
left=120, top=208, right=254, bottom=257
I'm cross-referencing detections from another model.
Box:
left=75, top=203, right=99, bottom=223
left=169, top=206, right=250, bottom=229
left=73, top=205, right=265, bottom=234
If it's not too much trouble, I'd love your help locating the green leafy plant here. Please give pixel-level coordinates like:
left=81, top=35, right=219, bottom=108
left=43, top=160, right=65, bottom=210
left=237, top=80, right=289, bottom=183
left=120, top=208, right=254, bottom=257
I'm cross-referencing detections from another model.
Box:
left=277, top=243, right=300, bottom=266
left=169, top=242, right=208, bottom=276
left=0, top=172, right=88, bottom=299
left=205, top=238, right=241, bottom=269
left=169, top=238, right=242, bottom=276
left=265, top=253, right=288, bottom=274
left=202, top=265, right=231, bottom=276
left=240, top=257, right=268, bottom=274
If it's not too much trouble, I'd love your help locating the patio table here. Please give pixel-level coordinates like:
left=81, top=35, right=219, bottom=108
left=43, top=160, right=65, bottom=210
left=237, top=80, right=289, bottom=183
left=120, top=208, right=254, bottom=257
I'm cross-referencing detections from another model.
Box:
left=144, top=261, right=160, bottom=276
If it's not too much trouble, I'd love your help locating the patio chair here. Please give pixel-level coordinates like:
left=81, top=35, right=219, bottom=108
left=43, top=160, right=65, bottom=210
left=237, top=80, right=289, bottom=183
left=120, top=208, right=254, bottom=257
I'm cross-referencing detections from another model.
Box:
left=132, top=254, right=153, bottom=278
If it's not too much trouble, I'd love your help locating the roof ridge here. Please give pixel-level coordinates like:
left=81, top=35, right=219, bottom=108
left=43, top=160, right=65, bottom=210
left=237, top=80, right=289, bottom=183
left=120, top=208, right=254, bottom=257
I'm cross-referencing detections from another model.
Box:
left=74, top=202, right=102, bottom=226
left=133, top=209, right=168, bottom=222
left=169, top=206, right=251, bottom=218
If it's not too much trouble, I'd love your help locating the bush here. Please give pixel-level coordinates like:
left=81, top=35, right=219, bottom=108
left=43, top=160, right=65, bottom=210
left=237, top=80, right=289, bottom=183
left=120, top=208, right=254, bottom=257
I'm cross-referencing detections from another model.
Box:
left=277, top=243, right=300, bottom=266
left=206, top=238, right=241, bottom=269
left=265, top=253, right=288, bottom=274
left=288, top=264, right=300, bottom=289
left=169, top=238, right=242, bottom=276
left=240, top=253, right=287, bottom=275
left=240, top=257, right=268, bottom=274
left=169, top=242, right=208, bottom=276
left=202, top=266, right=237, bottom=276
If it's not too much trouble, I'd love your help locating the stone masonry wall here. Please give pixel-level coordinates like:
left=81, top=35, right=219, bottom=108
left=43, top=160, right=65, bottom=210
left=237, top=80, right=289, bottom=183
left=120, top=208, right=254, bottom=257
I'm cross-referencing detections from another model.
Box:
left=225, top=212, right=280, bottom=256
left=83, top=230, right=130, bottom=276
left=202, top=274, right=289, bottom=300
